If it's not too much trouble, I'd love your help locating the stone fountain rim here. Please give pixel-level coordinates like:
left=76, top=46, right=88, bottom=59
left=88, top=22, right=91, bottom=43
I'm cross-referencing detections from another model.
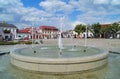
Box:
left=10, top=46, right=109, bottom=64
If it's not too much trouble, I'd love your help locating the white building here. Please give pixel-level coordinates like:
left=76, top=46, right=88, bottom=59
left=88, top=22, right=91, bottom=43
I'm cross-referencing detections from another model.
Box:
left=16, top=30, right=31, bottom=40
left=37, top=26, right=59, bottom=39
left=0, top=22, right=17, bottom=41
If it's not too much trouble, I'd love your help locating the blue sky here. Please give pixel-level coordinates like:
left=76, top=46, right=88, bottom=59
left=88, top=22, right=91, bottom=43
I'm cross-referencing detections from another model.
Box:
left=0, top=0, right=120, bottom=30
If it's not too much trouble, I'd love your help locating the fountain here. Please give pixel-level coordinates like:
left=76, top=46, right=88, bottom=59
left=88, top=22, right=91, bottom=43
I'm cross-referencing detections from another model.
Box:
left=10, top=17, right=108, bottom=74
left=10, top=45, right=108, bottom=73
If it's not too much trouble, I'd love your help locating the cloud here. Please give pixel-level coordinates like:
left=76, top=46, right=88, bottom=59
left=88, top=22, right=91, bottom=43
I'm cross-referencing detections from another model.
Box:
left=111, top=0, right=120, bottom=5
left=0, top=0, right=73, bottom=30
left=0, top=0, right=22, bottom=19
left=93, top=0, right=110, bottom=4
left=39, top=0, right=73, bottom=14
left=69, top=0, right=120, bottom=24
left=0, top=0, right=120, bottom=30
left=0, top=0, right=53, bottom=28
left=93, top=0, right=120, bottom=5
left=0, top=14, right=14, bottom=21
left=71, top=21, right=86, bottom=28
left=0, top=0, right=23, bottom=8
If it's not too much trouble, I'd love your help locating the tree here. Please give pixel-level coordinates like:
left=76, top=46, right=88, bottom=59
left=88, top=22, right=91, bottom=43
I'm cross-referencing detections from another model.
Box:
left=91, top=23, right=101, bottom=38
left=100, top=25, right=111, bottom=38
left=100, top=22, right=120, bottom=38
left=74, top=24, right=86, bottom=35
left=109, top=22, right=120, bottom=38
left=110, top=22, right=120, bottom=33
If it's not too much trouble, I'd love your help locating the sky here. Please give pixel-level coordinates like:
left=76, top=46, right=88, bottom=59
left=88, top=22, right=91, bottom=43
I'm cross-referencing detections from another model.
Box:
left=0, top=0, right=120, bottom=30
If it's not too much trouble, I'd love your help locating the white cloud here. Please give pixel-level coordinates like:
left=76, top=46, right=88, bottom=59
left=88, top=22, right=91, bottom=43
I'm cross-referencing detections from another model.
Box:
left=0, top=0, right=23, bottom=21
left=93, top=0, right=120, bottom=5
left=0, top=0, right=54, bottom=29
left=69, top=0, right=120, bottom=24
left=72, top=21, right=86, bottom=28
left=0, top=0, right=120, bottom=30
left=0, top=14, right=14, bottom=21
left=39, top=0, right=73, bottom=14
left=111, top=0, right=120, bottom=5
left=0, top=0, right=23, bottom=6
left=93, top=0, right=110, bottom=4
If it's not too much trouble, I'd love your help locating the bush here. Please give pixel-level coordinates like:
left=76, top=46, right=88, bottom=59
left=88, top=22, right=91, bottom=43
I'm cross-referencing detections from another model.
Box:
left=0, top=41, right=32, bottom=45
left=0, top=41, right=18, bottom=45
left=24, top=41, right=32, bottom=44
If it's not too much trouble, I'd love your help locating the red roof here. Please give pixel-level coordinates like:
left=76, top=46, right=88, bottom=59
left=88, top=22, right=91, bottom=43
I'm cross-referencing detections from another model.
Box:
left=17, top=27, right=32, bottom=33
left=39, top=26, right=59, bottom=31
left=17, top=30, right=30, bottom=33
left=17, top=26, right=59, bottom=33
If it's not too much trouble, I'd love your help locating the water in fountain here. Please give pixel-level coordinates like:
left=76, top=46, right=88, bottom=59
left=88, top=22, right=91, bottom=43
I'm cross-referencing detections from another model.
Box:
left=58, top=32, right=63, bottom=55
left=58, top=32, right=63, bottom=49
left=58, top=16, right=64, bottom=55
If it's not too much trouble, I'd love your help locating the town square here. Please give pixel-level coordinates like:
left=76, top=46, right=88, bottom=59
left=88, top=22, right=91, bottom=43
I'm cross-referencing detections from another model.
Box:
left=0, top=0, right=120, bottom=79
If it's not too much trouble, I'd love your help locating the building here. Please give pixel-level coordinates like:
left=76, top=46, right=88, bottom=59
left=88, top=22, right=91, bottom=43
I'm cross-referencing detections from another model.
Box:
left=17, top=26, right=59, bottom=40
left=16, top=29, right=31, bottom=40
left=0, top=22, right=17, bottom=41
left=18, top=27, right=43, bottom=40
left=62, top=30, right=77, bottom=38
left=37, top=26, right=59, bottom=39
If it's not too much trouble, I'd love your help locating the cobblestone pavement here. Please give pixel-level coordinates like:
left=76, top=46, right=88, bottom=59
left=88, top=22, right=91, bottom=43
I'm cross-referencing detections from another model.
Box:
left=0, top=38, right=120, bottom=79
left=0, top=38, right=120, bottom=52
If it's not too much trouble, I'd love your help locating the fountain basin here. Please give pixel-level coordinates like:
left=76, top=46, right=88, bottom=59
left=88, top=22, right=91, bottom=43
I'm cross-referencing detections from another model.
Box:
left=10, top=46, right=108, bottom=73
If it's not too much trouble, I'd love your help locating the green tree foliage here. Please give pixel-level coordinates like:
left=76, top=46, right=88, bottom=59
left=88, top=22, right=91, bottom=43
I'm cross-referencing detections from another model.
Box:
left=110, top=22, right=120, bottom=33
left=108, top=22, right=120, bottom=38
left=100, top=25, right=111, bottom=38
left=88, top=22, right=120, bottom=38
left=74, top=24, right=86, bottom=35
left=92, top=22, right=120, bottom=38
left=91, top=23, right=101, bottom=38
left=100, top=26, right=110, bottom=33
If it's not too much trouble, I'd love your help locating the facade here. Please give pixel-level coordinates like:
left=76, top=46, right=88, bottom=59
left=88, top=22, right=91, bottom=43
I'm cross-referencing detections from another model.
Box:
left=16, top=29, right=31, bottom=40
left=17, top=26, right=59, bottom=40
left=0, top=22, right=17, bottom=41
left=37, top=26, right=59, bottom=39
left=62, top=30, right=93, bottom=38
left=18, top=27, right=43, bottom=40
left=116, top=31, right=120, bottom=39
left=83, top=30, right=94, bottom=38
left=62, top=30, right=77, bottom=38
